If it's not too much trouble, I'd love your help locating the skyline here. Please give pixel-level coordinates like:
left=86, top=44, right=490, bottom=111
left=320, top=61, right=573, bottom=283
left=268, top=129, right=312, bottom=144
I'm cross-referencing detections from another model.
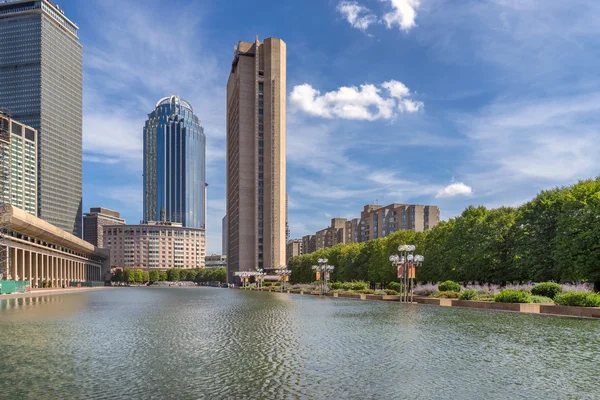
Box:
left=61, top=0, right=600, bottom=254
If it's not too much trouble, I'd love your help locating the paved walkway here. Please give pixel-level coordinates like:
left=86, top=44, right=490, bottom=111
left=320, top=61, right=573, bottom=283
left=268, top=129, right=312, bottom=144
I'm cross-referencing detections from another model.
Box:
left=0, top=286, right=115, bottom=300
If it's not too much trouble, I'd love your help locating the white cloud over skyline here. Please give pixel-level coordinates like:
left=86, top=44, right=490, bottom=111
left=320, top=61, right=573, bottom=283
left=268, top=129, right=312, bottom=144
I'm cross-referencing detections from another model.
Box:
left=436, top=183, right=473, bottom=198
left=289, top=80, right=423, bottom=120
left=337, top=1, right=377, bottom=31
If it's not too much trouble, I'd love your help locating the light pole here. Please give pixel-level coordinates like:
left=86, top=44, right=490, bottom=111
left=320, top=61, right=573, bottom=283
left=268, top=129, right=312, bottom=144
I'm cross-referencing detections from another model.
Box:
left=312, top=258, right=334, bottom=296
left=389, top=245, right=421, bottom=303
left=256, top=269, right=265, bottom=289
left=240, top=271, right=249, bottom=289
left=277, top=266, right=291, bottom=292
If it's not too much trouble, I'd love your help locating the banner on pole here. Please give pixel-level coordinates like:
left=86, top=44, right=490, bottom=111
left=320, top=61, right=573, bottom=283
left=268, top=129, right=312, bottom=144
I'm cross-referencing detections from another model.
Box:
left=409, top=266, right=416, bottom=279
left=397, top=265, right=404, bottom=278
left=325, top=272, right=330, bottom=281
left=316, top=271, right=321, bottom=281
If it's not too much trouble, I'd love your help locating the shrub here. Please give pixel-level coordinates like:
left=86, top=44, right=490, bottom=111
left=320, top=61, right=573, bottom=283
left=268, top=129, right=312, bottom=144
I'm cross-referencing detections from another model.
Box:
left=351, top=281, right=368, bottom=291
left=388, top=282, right=402, bottom=293
left=263, top=282, right=273, bottom=287
left=413, top=284, right=437, bottom=296
left=340, top=282, right=353, bottom=291
left=330, top=281, right=342, bottom=290
left=532, top=296, right=553, bottom=304
left=459, top=289, right=478, bottom=301
left=429, top=291, right=461, bottom=299
left=494, top=290, right=533, bottom=303
left=477, top=294, right=495, bottom=302
left=531, top=282, right=562, bottom=299
left=438, top=280, right=461, bottom=293
left=554, top=292, right=600, bottom=307
left=274, top=282, right=281, bottom=287
left=384, top=289, right=400, bottom=296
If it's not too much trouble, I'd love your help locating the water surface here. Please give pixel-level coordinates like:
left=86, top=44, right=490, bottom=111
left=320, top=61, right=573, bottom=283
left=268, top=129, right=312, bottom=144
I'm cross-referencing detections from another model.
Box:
left=0, top=288, right=598, bottom=399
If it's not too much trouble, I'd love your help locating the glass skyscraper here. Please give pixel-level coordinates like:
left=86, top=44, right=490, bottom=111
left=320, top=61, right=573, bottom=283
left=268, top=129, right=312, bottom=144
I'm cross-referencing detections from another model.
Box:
left=143, top=96, right=207, bottom=229
left=0, top=0, right=83, bottom=236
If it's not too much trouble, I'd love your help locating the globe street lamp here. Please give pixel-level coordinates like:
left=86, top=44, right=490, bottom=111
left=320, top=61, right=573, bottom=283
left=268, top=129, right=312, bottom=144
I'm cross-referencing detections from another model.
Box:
left=312, top=257, right=334, bottom=296
left=256, top=269, right=265, bottom=289
left=390, top=245, right=418, bottom=302
left=277, top=266, right=291, bottom=292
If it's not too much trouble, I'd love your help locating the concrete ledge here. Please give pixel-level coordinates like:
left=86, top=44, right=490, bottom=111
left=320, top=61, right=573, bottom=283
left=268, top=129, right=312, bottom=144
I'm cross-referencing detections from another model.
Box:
left=540, top=304, right=600, bottom=318
left=415, top=297, right=442, bottom=306
left=366, top=295, right=383, bottom=301
left=382, top=295, right=400, bottom=301
left=338, top=293, right=361, bottom=299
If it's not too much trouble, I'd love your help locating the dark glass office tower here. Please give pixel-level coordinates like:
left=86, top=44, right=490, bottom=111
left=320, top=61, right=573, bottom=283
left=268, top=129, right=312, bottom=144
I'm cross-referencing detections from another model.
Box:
left=0, top=0, right=83, bottom=236
left=143, top=96, right=207, bottom=229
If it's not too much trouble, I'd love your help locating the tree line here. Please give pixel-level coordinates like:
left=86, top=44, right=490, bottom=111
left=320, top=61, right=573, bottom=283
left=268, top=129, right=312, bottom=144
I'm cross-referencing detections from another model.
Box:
left=289, top=178, right=600, bottom=291
left=112, top=268, right=227, bottom=284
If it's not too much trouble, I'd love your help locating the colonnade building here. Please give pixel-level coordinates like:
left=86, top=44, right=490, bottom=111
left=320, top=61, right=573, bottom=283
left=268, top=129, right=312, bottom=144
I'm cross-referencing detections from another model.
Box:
left=1, top=205, right=110, bottom=286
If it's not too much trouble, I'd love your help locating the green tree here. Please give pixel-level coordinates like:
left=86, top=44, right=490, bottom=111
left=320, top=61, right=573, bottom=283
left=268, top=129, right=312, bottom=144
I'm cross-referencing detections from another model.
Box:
left=112, top=269, right=124, bottom=283
left=123, top=269, right=135, bottom=284
left=133, top=269, right=143, bottom=283
left=149, top=270, right=160, bottom=282
left=141, top=270, right=150, bottom=283
left=158, top=271, right=168, bottom=282
left=167, top=268, right=180, bottom=282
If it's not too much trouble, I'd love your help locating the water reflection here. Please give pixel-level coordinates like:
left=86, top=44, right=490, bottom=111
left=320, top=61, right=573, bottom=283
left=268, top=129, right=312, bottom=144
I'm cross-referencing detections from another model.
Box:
left=0, top=288, right=598, bottom=399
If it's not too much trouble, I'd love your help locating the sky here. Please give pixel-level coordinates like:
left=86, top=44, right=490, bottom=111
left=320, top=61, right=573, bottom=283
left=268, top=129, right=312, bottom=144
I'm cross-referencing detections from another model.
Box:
left=67, top=0, right=600, bottom=254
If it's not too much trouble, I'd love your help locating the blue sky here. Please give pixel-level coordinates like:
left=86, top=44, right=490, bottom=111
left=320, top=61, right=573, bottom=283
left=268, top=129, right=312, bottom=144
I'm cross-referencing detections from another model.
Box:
left=70, top=0, right=600, bottom=253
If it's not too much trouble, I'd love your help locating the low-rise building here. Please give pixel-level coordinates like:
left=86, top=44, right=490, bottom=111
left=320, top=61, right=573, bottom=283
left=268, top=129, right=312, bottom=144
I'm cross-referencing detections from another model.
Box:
left=103, top=222, right=206, bottom=269
left=301, top=235, right=316, bottom=255
left=286, top=239, right=302, bottom=262
left=0, top=205, right=110, bottom=286
left=83, top=207, right=125, bottom=247
left=206, top=253, right=227, bottom=269
left=301, top=203, right=441, bottom=255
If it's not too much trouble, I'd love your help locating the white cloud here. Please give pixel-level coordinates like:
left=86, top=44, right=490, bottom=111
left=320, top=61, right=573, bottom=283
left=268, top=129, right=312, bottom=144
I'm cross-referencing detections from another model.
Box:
left=289, top=80, right=422, bottom=120
left=337, top=1, right=378, bottom=31
left=382, top=0, right=421, bottom=31
left=436, top=183, right=473, bottom=198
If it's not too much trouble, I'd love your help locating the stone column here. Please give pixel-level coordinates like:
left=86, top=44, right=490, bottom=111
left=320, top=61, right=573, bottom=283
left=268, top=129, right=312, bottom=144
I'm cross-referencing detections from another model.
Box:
left=19, top=248, right=25, bottom=281
left=27, top=250, right=32, bottom=283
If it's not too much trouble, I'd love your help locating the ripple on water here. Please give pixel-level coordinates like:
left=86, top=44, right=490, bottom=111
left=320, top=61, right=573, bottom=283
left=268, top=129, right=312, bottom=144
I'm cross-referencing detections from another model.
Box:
left=1, top=288, right=600, bottom=400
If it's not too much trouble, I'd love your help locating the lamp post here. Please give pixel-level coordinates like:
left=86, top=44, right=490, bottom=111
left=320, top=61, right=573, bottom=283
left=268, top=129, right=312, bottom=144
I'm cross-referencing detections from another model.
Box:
left=312, top=258, right=334, bottom=296
left=277, top=266, right=291, bottom=292
left=240, top=272, right=249, bottom=289
left=256, top=269, right=265, bottom=289
left=389, top=245, right=421, bottom=303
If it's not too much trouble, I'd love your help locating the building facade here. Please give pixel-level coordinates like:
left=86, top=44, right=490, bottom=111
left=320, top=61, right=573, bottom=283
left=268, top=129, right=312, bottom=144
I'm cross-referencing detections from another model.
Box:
left=83, top=207, right=125, bottom=247
left=103, top=222, right=206, bottom=270
left=0, top=0, right=83, bottom=236
left=222, top=215, right=227, bottom=257
left=0, top=204, right=110, bottom=287
left=358, top=204, right=440, bottom=241
left=301, top=204, right=441, bottom=254
left=286, top=239, right=302, bottom=263
left=226, top=36, right=287, bottom=281
left=0, top=110, right=37, bottom=216
left=205, top=253, right=227, bottom=269
left=301, top=235, right=316, bottom=255
left=143, top=95, right=207, bottom=229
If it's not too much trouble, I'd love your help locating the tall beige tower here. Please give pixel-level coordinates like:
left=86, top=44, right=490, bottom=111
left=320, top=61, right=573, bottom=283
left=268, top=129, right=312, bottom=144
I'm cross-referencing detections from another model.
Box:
left=226, top=36, right=287, bottom=282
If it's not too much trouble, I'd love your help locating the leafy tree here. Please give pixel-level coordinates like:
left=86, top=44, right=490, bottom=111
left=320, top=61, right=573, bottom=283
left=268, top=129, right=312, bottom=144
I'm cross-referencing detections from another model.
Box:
left=141, top=271, right=150, bottom=283
left=123, top=269, right=135, bottom=284
left=167, top=268, right=180, bottom=282
left=112, top=269, right=124, bottom=283
left=149, top=270, right=160, bottom=282
left=158, top=271, right=168, bottom=282
left=133, top=269, right=144, bottom=283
